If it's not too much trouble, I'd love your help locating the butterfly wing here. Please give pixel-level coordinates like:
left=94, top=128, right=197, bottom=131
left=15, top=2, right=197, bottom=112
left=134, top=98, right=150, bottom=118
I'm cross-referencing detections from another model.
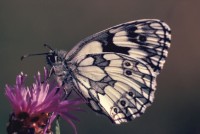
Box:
left=67, top=19, right=171, bottom=124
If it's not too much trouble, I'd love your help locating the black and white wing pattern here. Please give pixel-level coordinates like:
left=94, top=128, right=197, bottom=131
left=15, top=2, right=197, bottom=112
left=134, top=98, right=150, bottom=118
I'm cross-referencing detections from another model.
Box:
left=67, top=19, right=171, bottom=124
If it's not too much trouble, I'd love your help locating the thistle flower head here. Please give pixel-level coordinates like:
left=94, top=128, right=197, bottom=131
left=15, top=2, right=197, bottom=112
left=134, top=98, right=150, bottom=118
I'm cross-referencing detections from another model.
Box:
left=5, top=68, right=83, bottom=134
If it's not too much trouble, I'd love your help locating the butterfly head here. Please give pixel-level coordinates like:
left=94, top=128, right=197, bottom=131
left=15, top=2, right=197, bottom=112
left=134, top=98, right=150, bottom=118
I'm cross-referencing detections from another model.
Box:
left=46, top=50, right=57, bottom=66
left=46, top=50, right=67, bottom=66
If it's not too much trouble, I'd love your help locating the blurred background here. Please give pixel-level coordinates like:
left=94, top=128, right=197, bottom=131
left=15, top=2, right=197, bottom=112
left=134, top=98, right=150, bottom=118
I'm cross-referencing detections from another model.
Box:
left=0, top=0, right=200, bottom=134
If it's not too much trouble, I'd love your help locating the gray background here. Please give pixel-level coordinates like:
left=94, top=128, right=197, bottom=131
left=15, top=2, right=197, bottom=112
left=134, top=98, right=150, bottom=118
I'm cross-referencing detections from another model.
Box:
left=0, top=0, right=200, bottom=134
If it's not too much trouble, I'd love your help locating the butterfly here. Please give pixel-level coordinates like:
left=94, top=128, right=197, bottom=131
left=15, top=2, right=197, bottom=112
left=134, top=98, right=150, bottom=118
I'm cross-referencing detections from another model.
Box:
left=23, top=19, right=171, bottom=124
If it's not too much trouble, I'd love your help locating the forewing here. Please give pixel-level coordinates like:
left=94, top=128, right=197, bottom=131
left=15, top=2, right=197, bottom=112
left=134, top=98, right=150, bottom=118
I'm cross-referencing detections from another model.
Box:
left=68, top=19, right=171, bottom=73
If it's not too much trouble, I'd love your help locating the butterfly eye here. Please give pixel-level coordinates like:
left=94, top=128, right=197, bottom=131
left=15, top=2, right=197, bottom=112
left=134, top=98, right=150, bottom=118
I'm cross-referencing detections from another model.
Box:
left=47, top=54, right=57, bottom=64
left=50, top=56, right=56, bottom=63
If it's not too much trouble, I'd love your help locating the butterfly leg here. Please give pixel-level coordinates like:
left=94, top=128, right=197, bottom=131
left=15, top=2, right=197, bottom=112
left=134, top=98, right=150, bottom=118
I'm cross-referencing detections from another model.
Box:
left=62, top=83, right=73, bottom=99
left=48, top=67, right=55, bottom=78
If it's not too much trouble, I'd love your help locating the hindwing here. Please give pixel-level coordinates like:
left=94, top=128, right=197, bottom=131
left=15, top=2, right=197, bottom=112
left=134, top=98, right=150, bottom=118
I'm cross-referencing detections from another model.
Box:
left=72, top=53, right=158, bottom=124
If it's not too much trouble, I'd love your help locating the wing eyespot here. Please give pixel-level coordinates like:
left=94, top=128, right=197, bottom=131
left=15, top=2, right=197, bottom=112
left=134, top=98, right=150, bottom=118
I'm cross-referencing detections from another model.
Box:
left=113, top=107, right=119, bottom=113
left=124, top=69, right=133, bottom=76
left=118, top=98, right=129, bottom=108
left=120, top=100, right=126, bottom=106
left=123, top=60, right=134, bottom=69
left=128, top=91, right=134, bottom=97
left=125, top=63, right=131, bottom=66
left=110, top=106, right=120, bottom=116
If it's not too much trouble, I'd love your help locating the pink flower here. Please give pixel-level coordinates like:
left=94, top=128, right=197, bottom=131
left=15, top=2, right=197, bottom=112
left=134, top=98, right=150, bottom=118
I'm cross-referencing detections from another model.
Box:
left=5, top=68, right=83, bottom=134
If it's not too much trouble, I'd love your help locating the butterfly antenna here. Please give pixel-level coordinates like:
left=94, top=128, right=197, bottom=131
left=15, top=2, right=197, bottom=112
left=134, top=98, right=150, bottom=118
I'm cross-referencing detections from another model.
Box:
left=21, top=44, right=54, bottom=61
left=21, top=52, right=49, bottom=61
left=44, top=44, right=54, bottom=51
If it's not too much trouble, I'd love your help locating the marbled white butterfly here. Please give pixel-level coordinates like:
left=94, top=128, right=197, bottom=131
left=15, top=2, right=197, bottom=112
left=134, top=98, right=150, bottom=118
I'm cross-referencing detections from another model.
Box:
left=23, top=19, right=171, bottom=124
